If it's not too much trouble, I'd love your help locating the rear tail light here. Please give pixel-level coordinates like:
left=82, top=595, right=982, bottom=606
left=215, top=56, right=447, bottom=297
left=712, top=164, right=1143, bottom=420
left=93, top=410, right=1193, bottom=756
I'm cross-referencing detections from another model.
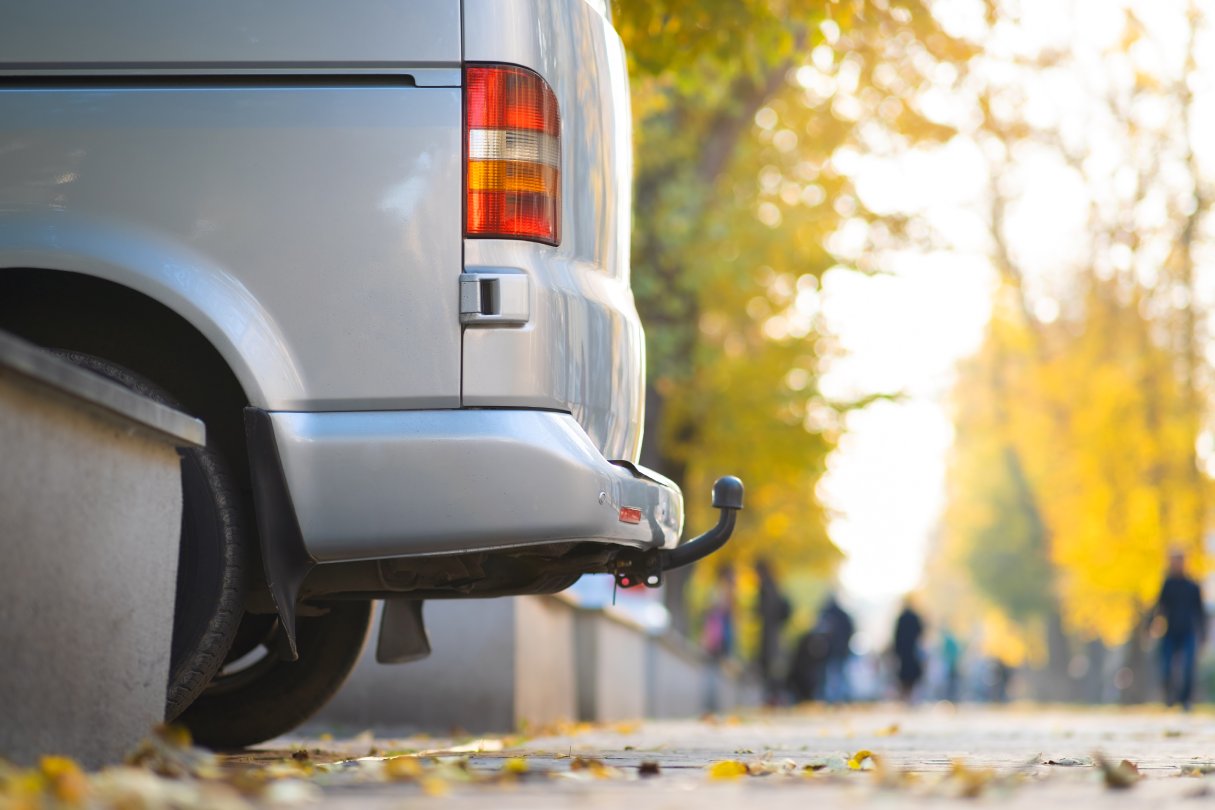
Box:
left=465, top=64, right=561, bottom=245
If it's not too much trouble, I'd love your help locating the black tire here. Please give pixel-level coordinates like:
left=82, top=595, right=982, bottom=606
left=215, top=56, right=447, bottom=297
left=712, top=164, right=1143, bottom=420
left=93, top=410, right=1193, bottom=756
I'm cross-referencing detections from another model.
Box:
left=52, top=352, right=248, bottom=720
left=181, top=601, right=373, bottom=749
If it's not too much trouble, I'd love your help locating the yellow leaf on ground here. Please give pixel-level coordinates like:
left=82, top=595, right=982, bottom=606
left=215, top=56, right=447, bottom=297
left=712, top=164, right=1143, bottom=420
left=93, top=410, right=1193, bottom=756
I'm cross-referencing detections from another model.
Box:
left=502, top=757, right=529, bottom=775
left=421, top=776, right=451, bottom=796
left=708, top=760, right=749, bottom=780
left=39, top=756, right=90, bottom=806
left=383, top=756, right=425, bottom=781
left=848, top=750, right=874, bottom=770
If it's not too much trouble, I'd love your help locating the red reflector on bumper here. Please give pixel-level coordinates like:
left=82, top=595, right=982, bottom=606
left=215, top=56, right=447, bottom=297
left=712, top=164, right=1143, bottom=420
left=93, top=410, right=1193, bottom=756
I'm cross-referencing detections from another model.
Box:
left=619, top=507, right=643, bottom=524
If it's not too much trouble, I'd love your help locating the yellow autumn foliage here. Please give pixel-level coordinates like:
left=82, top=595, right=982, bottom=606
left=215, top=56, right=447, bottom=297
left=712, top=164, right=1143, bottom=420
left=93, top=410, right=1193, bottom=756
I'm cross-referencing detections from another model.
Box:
left=944, top=281, right=1209, bottom=648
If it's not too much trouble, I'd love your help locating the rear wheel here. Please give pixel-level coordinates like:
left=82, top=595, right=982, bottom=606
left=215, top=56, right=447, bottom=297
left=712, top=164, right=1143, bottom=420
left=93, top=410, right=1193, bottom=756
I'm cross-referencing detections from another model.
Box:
left=181, top=601, right=373, bottom=749
left=52, top=352, right=248, bottom=720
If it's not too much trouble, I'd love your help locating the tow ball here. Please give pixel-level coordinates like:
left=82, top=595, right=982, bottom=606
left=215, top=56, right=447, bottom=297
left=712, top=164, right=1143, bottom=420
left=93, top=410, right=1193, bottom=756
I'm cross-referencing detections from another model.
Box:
left=613, top=475, right=744, bottom=589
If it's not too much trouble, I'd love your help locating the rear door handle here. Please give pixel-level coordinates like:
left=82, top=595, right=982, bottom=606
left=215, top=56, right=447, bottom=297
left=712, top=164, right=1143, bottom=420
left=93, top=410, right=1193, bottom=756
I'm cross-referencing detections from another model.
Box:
left=459, top=270, right=529, bottom=325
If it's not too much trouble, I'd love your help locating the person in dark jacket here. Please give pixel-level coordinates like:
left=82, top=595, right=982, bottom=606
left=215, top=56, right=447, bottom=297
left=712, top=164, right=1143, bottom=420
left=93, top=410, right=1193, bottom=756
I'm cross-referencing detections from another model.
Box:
left=1155, top=549, right=1207, bottom=709
left=787, top=627, right=829, bottom=703
left=816, top=595, right=854, bottom=703
left=754, top=558, right=792, bottom=705
left=892, top=600, right=925, bottom=701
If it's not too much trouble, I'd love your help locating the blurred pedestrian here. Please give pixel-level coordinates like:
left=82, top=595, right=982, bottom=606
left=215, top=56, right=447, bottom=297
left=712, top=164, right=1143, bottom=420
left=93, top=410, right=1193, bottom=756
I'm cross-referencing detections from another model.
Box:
left=755, top=558, right=792, bottom=705
left=787, top=626, right=828, bottom=703
left=892, top=599, right=925, bottom=701
left=816, top=594, right=854, bottom=704
left=941, top=628, right=962, bottom=702
left=700, top=564, right=736, bottom=712
left=1153, top=549, right=1207, bottom=710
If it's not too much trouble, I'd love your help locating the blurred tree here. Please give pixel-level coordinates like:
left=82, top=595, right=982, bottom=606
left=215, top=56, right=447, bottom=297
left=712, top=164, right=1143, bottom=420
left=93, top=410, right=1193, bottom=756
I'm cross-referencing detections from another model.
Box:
left=930, top=0, right=1214, bottom=692
left=611, top=0, right=974, bottom=629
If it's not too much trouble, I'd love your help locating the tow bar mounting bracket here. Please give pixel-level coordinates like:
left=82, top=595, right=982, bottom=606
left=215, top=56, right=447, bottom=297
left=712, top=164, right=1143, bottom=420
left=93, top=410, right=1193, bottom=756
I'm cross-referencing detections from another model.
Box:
left=614, top=475, right=743, bottom=590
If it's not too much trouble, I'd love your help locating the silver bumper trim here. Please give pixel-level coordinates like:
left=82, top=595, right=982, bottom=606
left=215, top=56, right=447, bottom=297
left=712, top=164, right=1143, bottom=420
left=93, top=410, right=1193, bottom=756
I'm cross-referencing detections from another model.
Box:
left=270, top=409, right=684, bottom=563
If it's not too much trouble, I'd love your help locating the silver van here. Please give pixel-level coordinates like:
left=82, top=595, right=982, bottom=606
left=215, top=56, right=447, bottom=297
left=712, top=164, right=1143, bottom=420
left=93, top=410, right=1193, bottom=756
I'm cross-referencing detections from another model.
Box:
left=0, top=0, right=740, bottom=745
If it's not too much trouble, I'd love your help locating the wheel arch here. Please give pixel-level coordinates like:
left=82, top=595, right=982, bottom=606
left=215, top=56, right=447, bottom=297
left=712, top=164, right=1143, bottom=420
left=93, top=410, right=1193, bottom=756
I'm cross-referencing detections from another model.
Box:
left=0, top=214, right=305, bottom=409
left=3, top=264, right=250, bottom=475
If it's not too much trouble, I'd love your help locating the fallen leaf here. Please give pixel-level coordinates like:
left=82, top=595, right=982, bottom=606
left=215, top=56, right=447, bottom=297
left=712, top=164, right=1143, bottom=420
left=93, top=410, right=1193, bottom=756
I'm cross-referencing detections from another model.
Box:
left=871, top=755, right=914, bottom=790
left=125, top=725, right=222, bottom=779
left=501, top=757, right=529, bottom=775
left=382, top=756, right=425, bottom=781
left=804, top=755, right=849, bottom=773
left=1181, top=763, right=1215, bottom=776
left=638, top=761, right=661, bottom=778
left=1095, top=753, right=1140, bottom=790
left=1043, top=756, right=1091, bottom=767
left=39, top=755, right=90, bottom=806
left=421, top=776, right=451, bottom=796
left=569, top=756, right=621, bottom=779
left=747, top=758, right=799, bottom=776
left=708, top=760, right=749, bottom=780
left=948, top=759, right=996, bottom=798
left=848, top=750, right=875, bottom=770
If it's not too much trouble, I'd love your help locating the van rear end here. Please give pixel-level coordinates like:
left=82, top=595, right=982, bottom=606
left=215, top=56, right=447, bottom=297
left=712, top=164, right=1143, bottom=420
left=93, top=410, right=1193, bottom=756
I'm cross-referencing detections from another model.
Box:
left=0, top=0, right=677, bottom=566
left=0, top=0, right=707, bottom=747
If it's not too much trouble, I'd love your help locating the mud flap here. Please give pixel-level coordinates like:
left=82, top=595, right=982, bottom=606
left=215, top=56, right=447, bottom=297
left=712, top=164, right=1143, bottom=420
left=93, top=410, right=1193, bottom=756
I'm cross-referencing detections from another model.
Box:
left=244, top=407, right=315, bottom=660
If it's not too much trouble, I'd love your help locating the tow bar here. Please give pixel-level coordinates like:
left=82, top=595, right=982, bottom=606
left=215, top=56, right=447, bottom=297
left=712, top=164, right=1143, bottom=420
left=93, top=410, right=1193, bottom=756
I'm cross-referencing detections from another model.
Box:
left=613, top=475, right=744, bottom=589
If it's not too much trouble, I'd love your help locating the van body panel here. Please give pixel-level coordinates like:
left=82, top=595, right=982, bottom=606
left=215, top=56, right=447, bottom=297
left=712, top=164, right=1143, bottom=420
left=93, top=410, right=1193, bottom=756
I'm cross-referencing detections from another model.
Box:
left=0, top=85, right=464, bottom=410
left=0, top=0, right=461, bottom=68
left=461, top=0, right=643, bottom=463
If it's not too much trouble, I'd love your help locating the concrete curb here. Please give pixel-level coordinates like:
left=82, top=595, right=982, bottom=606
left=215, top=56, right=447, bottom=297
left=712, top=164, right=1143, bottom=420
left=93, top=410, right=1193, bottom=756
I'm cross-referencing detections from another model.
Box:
left=0, top=332, right=198, bottom=767
left=312, top=595, right=762, bottom=735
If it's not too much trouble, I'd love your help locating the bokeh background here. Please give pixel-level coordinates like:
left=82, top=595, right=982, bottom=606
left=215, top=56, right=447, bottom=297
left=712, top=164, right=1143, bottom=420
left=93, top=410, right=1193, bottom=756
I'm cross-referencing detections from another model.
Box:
left=588, top=0, right=1215, bottom=703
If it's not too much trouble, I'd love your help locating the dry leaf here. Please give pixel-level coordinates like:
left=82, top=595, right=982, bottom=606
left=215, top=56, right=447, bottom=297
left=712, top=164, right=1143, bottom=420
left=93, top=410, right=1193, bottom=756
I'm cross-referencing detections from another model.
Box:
left=421, top=776, right=451, bottom=796
left=746, top=758, right=799, bottom=776
left=1043, top=756, right=1091, bottom=767
left=638, top=761, right=661, bottom=777
left=39, top=755, right=90, bottom=806
left=569, top=756, right=621, bottom=779
left=1181, top=763, right=1215, bottom=776
left=1095, top=753, right=1140, bottom=790
left=848, top=750, right=875, bottom=770
left=501, top=757, right=529, bottom=775
left=382, top=756, right=425, bottom=781
left=871, top=755, right=914, bottom=790
left=708, top=760, right=749, bottom=780
left=948, top=759, right=996, bottom=798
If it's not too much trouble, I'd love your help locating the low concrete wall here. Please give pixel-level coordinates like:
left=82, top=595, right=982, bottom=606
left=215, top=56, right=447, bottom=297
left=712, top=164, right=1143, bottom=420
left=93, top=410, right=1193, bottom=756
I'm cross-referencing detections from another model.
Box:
left=574, top=607, right=647, bottom=723
left=0, top=333, right=203, bottom=767
left=317, top=596, right=578, bottom=735
left=514, top=596, right=578, bottom=731
left=646, top=633, right=708, bottom=718
left=316, top=593, right=762, bottom=734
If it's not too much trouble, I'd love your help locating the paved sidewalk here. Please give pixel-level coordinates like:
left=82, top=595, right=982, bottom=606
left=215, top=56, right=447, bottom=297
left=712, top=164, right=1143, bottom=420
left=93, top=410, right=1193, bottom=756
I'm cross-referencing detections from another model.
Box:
left=274, top=705, right=1215, bottom=808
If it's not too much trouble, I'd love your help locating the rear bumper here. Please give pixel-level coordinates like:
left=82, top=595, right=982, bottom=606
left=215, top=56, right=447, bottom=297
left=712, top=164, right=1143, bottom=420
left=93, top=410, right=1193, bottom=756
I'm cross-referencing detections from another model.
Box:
left=269, top=409, right=683, bottom=563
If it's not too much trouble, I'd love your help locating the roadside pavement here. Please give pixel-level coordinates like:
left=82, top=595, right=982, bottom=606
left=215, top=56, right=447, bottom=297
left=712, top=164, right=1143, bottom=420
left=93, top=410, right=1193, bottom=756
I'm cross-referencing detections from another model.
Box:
left=278, top=704, right=1215, bottom=808
left=10, top=704, right=1215, bottom=808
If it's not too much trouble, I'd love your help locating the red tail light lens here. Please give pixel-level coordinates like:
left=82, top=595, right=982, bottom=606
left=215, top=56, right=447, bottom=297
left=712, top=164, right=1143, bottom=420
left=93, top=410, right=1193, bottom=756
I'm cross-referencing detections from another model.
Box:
left=465, top=64, right=561, bottom=245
